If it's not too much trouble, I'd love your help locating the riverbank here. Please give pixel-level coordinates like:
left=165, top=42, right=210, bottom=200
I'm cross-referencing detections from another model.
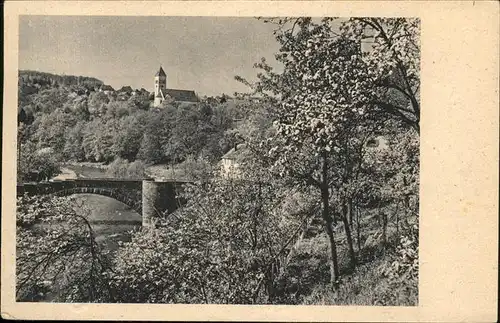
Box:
left=70, top=194, right=141, bottom=253
left=53, top=163, right=142, bottom=253
left=51, top=167, right=78, bottom=180
left=63, top=161, right=192, bottom=181
left=64, top=162, right=111, bottom=178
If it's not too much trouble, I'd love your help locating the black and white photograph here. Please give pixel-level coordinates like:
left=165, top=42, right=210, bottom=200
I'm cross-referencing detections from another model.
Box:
left=2, top=1, right=500, bottom=322
left=14, top=15, right=421, bottom=306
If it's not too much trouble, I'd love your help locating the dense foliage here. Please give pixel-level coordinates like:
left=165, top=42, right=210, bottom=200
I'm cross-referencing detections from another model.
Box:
left=106, top=158, right=147, bottom=179
left=110, top=172, right=312, bottom=303
left=233, top=17, right=419, bottom=286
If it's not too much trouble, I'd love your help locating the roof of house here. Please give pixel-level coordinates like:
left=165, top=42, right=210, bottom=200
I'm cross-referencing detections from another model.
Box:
left=221, top=144, right=249, bottom=161
left=366, top=136, right=389, bottom=150
left=155, top=66, right=166, bottom=77
left=100, top=84, right=114, bottom=91
left=159, top=88, right=199, bottom=103
left=118, top=86, right=133, bottom=93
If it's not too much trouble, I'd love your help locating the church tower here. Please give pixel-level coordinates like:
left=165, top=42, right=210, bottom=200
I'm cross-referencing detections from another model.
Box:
left=154, top=66, right=167, bottom=107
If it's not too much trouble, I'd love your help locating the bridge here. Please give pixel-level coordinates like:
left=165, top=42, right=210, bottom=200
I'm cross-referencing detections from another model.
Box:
left=16, top=178, right=192, bottom=227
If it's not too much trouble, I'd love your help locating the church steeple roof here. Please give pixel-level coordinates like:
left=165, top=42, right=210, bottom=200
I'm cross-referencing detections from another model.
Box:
left=155, top=66, right=166, bottom=77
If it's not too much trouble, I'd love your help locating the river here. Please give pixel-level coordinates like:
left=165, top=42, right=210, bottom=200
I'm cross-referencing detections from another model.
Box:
left=59, top=164, right=142, bottom=253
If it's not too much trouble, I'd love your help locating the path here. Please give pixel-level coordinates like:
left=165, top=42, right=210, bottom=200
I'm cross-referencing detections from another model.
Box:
left=50, top=167, right=78, bottom=180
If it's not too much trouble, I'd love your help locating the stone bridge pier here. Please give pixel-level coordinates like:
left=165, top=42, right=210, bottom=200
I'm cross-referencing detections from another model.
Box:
left=142, top=179, right=186, bottom=227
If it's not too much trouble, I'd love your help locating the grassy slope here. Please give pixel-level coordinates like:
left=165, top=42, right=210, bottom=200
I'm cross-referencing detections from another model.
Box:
left=280, top=208, right=418, bottom=306
left=146, top=163, right=189, bottom=180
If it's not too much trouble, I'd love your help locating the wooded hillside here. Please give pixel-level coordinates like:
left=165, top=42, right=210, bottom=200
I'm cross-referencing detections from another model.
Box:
left=17, top=70, right=248, bottom=181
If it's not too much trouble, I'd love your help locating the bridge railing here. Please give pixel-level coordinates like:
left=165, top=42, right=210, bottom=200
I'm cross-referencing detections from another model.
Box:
left=17, top=178, right=193, bottom=197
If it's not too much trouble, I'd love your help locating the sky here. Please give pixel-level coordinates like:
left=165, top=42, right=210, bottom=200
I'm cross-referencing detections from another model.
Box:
left=19, top=16, right=283, bottom=96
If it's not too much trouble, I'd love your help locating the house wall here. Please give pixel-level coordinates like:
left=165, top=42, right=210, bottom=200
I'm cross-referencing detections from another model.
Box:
left=154, top=96, right=163, bottom=107
left=221, top=158, right=241, bottom=178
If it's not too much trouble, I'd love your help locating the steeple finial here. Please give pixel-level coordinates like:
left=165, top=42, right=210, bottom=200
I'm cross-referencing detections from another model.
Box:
left=155, top=66, right=166, bottom=77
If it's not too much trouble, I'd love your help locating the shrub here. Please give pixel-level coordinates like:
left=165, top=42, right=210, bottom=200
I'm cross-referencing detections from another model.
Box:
left=126, top=160, right=147, bottom=179
left=18, top=142, right=60, bottom=182
left=382, top=222, right=419, bottom=286
left=16, top=195, right=111, bottom=302
left=106, top=158, right=146, bottom=179
left=109, top=176, right=304, bottom=304
left=178, top=155, right=213, bottom=181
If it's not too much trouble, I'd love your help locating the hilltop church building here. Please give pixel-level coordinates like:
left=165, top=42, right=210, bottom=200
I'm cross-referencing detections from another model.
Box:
left=153, top=66, right=198, bottom=107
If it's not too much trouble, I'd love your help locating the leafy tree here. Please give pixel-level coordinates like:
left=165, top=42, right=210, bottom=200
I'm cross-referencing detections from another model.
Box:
left=81, top=119, right=118, bottom=162
left=88, top=91, right=110, bottom=117
left=242, top=19, right=379, bottom=284
left=81, top=119, right=100, bottom=161
left=106, top=157, right=146, bottom=179
left=258, top=17, right=420, bottom=133
left=104, top=101, right=130, bottom=120
left=237, top=17, right=420, bottom=285
left=109, top=169, right=308, bottom=304
left=32, top=108, right=78, bottom=158
left=137, top=132, right=163, bottom=164
left=63, top=121, right=86, bottom=161
left=177, top=155, right=214, bottom=182
left=72, top=99, right=91, bottom=121
left=112, top=114, right=145, bottom=161
left=30, top=88, right=71, bottom=114
left=126, top=160, right=147, bottom=179
left=379, top=218, right=418, bottom=305
left=127, top=93, right=151, bottom=111
left=340, top=18, right=420, bottom=133
left=16, top=195, right=111, bottom=302
left=163, top=105, right=199, bottom=162
left=18, top=141, right=60, bottom=182
left=366, top=126, right=419, bottom=238
left=105, top=157, right=129, bottom=178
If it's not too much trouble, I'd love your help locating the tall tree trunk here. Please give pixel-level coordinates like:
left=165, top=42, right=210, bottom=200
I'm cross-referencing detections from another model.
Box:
left=323, top=208, right=340, bottom=285
left=347, top=198, right=353, bottom=226
left=320, top=152, right=340, bottom=285
left=381, top=211, right=388, bottom=250
left=403, top=177, right=410, bottom=216
left=342, top=200, right=356, bottom=269
left=356, top=204, right=361, bottom=253
left=394, top=201, right=400, bottom=237
left=376, top=201, right=382, bottom=226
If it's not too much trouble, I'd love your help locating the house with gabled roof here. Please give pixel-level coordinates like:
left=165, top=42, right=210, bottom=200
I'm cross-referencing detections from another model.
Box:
left=219, top=143, right=250, bottom=178
left=118, top=85, right=133, bottom=94
left=153, top=66, right=199, bottom=107
left=99, top=84, right=114, bottom=95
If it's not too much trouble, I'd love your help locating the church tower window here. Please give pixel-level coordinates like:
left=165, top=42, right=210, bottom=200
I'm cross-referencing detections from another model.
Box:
left=154, top=66, right=167, bottom=108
